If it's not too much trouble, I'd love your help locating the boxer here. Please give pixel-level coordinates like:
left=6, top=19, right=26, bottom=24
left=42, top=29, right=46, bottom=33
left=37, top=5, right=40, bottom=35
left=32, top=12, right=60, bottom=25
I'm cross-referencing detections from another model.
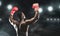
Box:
left=9, top=3, right=40, bottom=36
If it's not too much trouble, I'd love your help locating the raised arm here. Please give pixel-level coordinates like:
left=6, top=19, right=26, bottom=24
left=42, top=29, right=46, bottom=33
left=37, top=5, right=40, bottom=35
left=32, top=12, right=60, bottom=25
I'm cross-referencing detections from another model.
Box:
left=9, top=6, right=19, bottom=25
left=9, top=15, right=19, bottom=24
left=25, top=11, right=39, bottom=24
left=25, top=3, right=39, bottom=24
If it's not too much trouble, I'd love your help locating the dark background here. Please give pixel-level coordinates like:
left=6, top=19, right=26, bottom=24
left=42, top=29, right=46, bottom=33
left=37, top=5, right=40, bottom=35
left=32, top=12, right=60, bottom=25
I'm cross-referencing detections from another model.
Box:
left=0, top=0, right=60, bottom=36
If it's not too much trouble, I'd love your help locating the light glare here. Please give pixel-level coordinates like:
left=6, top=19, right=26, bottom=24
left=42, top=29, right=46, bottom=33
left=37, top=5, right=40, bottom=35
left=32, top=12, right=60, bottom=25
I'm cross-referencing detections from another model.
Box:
left=0, top=1, right=2, bottom=6
left=7, top=4, right=13, bottom=10
left=38, top=8, right=43, bottom=13
left=48, top=6, right=53, bottom=12
left=0, top=18, right=2, bottom=21
left=59, top=5, right=60, bottom=8
left=46, top=18, right=49, bottom=21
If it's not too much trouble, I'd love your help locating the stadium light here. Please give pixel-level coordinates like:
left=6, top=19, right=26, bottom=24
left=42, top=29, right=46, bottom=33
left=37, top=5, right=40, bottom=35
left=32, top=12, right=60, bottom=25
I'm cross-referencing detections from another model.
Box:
left=38, top=8, right=43, bottom=13
left=7, top=4, right=13, bottom=10
left=0, top=18, right=2, bottom=21
left=57, top=18, right=59, bottom=21
left=0, top=1, right=2, bottom=6
left=48, top=6, right=53, bottom=12
left=54, top=18, right=56, bottom=21
left=59, top=5, right=60, bottom=8
left=46, top=18, right=49, bottom=21
left=50, top=18, right=53, bottom=21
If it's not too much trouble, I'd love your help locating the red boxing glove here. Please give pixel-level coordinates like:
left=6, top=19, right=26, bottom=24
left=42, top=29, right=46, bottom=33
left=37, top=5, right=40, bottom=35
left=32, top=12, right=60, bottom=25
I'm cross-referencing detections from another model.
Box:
left=10, top=6, right=18, bottom=15
left=32, top=3, right=39, bottom=11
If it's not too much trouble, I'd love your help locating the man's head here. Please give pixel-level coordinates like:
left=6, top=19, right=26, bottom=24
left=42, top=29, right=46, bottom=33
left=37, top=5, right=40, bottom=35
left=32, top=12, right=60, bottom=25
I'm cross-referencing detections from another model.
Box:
left=13, top=11, right=22, bottom=22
